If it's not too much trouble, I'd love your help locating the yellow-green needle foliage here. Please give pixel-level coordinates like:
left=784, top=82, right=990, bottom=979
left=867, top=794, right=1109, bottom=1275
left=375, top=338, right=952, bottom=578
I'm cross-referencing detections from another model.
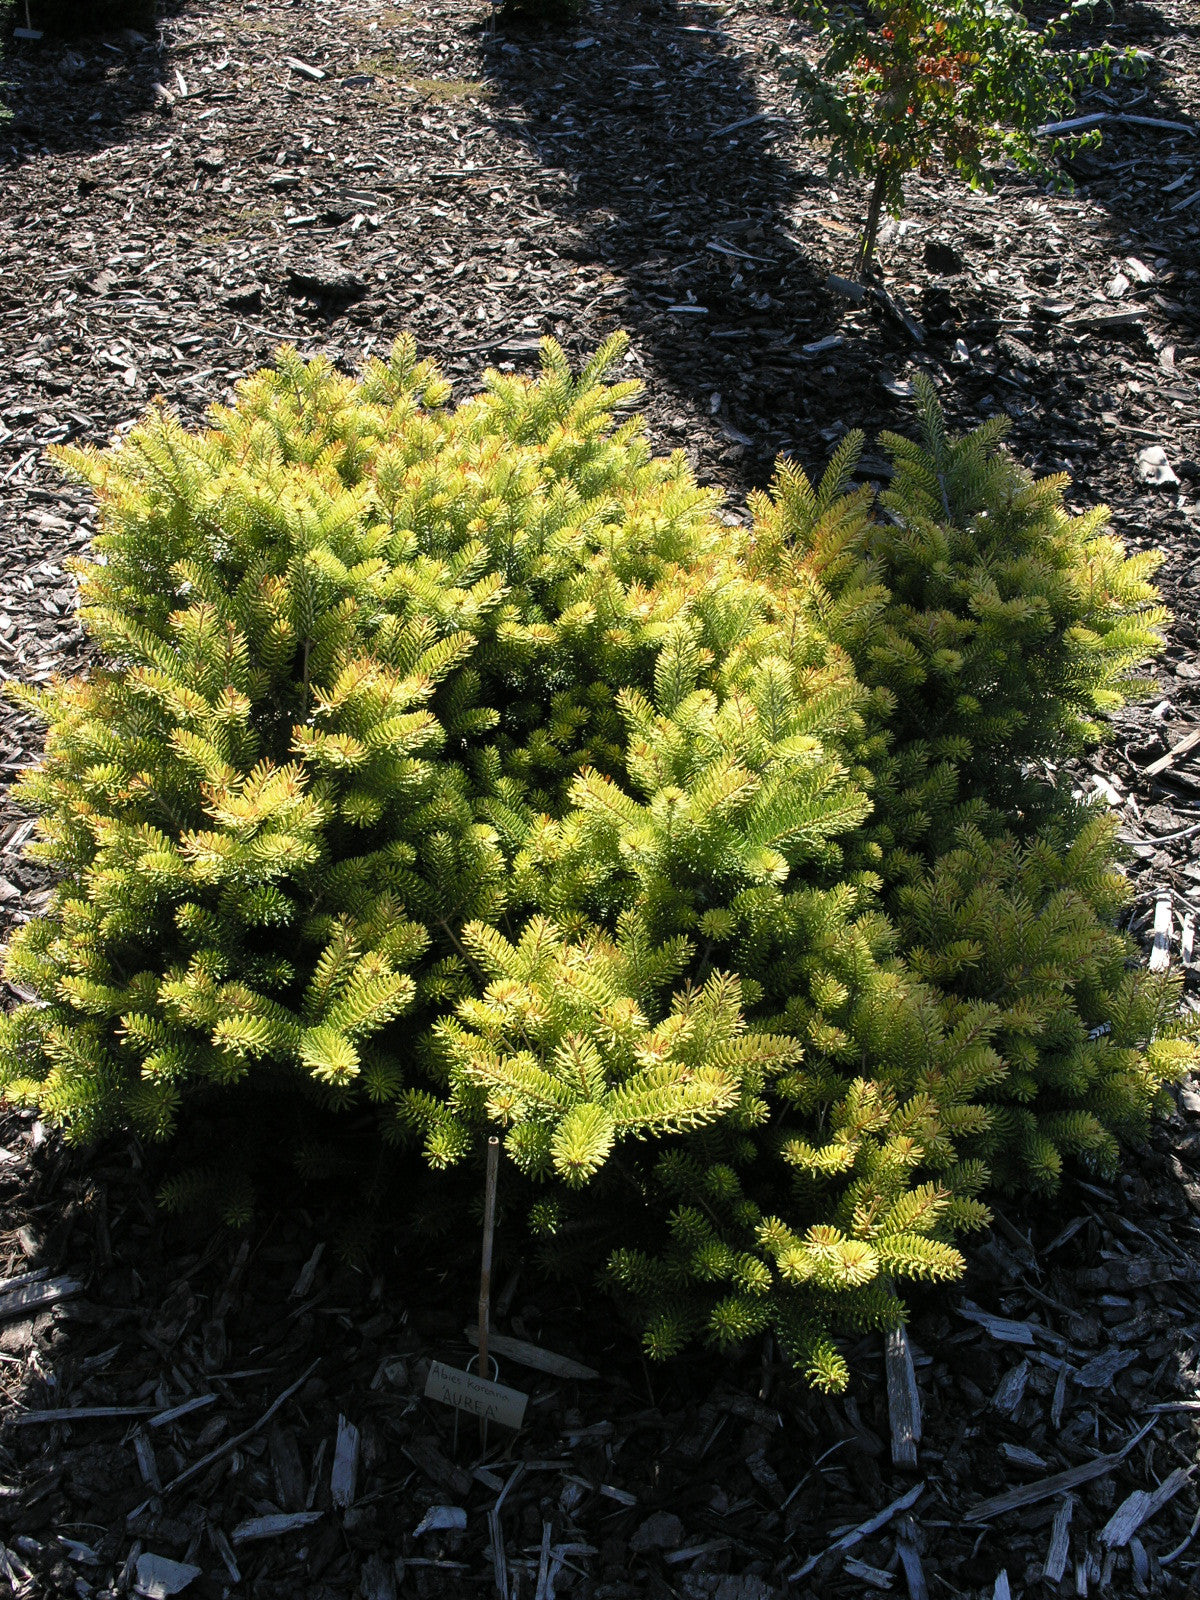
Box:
left=0, top=338, right=1187, bottom=1389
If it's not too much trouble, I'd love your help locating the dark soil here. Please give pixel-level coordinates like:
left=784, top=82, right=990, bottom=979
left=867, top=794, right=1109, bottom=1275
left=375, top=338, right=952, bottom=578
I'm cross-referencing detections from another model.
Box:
left=0, top=1, right=1198, bottom=1596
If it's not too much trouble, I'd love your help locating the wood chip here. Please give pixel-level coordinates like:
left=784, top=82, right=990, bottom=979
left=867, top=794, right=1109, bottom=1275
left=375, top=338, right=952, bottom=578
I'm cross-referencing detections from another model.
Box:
left=132, top=1429, right=160, bottom=1491
left=1100, top=1466, right=1194, bottom=1548
left=992, top=1360, right=1029, bottom=1417
left=1051, top=1363, right=1069, bottom=1430
left=1145, top=728, right=1200, bottom=777
left=401, top=1437, right=474, bottom=1500
left=791, top=1482, right=925, bottom=1579
left=709, top=112, right=776, bottom=139
left=844, top=1555, right=894, bottom=1589
left=463, top=1327, right=599, bottom=1380
left=1043, top=1497, right=1074, bottom=1583
left=133, top=1553, right=201, bottom=1598
left=289, top=1243, right=324, bottom=1299
left=6, top=1404, right=157, bottom=1426
left=330, top=1413, right=360, bottom=1509
left=1040, top=110, right=1198, bottom=136
left=0, top=1274, right=81, bottom=1322
left=1075, top=1347, right=1138, bottom=1388
left=964, top=1420, right=1156, bottom=1522
left=360, top=1552, right=396, bottom=1600
left=957, top=1301, right=1037, bottom=1346
left=231, top=1511, right=323, bottom=1544
left=1150, top=894, right=1174, bottom=971
left=1066, top=306, right=1151, bottom=331
left=884, top=1324, right=922, bottom=1468
left=999, top=1443, right=1046, bottom=1470
left=826, top=273, right=867, bottom=302
left=148, top=1394, right=216, bottom=1429
left=284, top=57, right=326, bottom=80
left=210, top=1529, right=240, bottom=1585
left=896, top=1536, right=929, bottom=1600
left=414, top=1505, right=467, bottom=1535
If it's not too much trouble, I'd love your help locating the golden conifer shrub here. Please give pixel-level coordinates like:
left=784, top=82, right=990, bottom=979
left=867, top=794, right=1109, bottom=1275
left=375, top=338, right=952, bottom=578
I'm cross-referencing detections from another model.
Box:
left=0, top=339, right=1187, bottom=1388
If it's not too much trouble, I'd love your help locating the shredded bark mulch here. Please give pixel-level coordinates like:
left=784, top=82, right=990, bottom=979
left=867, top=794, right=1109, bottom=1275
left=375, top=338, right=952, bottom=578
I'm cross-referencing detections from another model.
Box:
left=0, top=0, right=1198, bottom=1595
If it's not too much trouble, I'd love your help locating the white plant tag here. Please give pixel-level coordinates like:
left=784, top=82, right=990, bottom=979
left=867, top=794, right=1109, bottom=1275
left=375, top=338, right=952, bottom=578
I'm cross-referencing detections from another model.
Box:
left=424, top=1360, right=528, bottom=1430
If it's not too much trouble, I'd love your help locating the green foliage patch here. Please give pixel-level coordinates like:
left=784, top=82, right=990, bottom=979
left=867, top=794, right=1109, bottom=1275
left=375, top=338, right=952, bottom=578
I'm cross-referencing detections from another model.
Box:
left=0, top=337, right=1188, bottom=1387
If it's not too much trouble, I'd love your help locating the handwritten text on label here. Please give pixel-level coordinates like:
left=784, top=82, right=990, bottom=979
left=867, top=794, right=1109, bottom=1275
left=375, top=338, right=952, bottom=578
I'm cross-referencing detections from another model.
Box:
left=423, top=1360, right=528, bottom=1429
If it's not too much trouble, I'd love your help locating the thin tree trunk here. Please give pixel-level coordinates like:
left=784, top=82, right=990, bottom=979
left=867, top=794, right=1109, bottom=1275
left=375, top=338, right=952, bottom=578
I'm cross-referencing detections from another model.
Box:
left=856, top=168, right=889, bottom=280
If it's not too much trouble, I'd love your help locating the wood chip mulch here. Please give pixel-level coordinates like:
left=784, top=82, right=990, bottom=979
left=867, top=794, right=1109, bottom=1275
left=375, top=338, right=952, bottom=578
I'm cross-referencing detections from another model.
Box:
left=0, top=0, right=1198, bottom=1596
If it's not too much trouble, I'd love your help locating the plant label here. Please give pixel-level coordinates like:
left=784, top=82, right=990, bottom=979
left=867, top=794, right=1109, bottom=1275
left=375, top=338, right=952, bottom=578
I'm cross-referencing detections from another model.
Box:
left=424, top=1360, right=528, bottom=1430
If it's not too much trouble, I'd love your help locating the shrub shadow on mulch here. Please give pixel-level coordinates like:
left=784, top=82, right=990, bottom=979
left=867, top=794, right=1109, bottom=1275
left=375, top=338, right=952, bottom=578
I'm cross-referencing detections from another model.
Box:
left=476, top=0, right=1200, bottom=506
left=1, top=1, right=191, bottom=162
left=476, top=0, right=854, bottom=482
left=2, top=1093, right=1199, bottom=1600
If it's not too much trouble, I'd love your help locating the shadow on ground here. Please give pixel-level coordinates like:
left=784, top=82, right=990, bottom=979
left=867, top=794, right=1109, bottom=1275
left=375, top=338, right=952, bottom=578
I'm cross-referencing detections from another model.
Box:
left=1, top=2, right=189, bottom=163
left=4, top=1092, right=1200, bottom=1597
left=474, top=0, right=1198, bottom=496
left=474, top=0, right=922, bottom=487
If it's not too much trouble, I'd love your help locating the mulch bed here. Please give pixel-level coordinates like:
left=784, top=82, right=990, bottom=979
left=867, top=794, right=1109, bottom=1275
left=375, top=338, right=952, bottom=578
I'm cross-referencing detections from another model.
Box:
left=0, top=0, right=1198, bottom=1595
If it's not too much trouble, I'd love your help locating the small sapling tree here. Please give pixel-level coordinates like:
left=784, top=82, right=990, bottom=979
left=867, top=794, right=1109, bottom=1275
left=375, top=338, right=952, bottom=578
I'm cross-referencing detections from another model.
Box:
left=781, top=0, right=1138, bottom=276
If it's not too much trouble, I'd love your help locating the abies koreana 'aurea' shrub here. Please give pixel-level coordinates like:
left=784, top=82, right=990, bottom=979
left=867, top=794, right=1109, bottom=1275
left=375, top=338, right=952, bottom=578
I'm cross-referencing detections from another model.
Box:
left=0, top=337, right=1188, bottom=1389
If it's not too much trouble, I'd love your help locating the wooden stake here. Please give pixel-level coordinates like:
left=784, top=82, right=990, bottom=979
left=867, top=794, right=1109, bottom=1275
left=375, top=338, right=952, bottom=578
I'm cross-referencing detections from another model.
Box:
left=477, top=1136, right=500, bottom=1440
left=14, top=0, right=42, bottom=37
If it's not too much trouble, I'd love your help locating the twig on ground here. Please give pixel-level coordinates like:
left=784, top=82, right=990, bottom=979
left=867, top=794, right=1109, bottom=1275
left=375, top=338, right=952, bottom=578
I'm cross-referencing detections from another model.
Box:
left=964, top=1420, right=1157, bottom=1522
left=147, top=1358, right=320, bottom=1501
left=1039, top=111, right=1198, bottom=137
left=791, top=1482, right=925, bottom=1579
